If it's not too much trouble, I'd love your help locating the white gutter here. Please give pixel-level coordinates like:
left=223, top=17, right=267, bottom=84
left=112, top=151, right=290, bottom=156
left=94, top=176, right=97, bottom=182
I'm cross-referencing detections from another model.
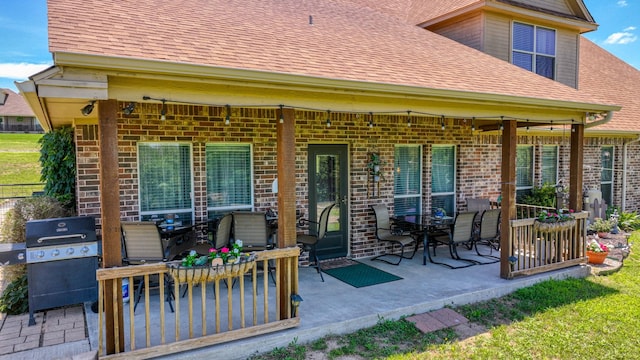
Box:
left=622, top=135, right=640, bottom=211
left=584, top=111, right=613, bottom=128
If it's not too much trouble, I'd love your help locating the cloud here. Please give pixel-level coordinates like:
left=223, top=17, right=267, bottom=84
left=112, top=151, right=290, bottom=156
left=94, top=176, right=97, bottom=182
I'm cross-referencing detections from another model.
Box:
left=617, top=0, right=628, bottom=7
left=604, top=30, right=638, bottom=45
left=624, top=26, right=636, bottom=31
left=0, top=62, right=52, bottom=80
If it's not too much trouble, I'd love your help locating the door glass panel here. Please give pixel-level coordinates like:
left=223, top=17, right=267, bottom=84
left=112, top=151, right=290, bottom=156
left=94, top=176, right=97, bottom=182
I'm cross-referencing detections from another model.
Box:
left=315, top=154, right=340, bottom=231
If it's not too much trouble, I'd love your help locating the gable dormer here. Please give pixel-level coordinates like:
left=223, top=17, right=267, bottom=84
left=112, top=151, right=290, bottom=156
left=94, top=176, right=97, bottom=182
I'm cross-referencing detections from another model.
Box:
left=419, top=0, right=597, bottom=89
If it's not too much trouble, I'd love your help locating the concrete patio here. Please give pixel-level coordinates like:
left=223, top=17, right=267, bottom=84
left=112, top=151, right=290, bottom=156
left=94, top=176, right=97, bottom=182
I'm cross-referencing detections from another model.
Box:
left=131, top=250, right=590, bottom=359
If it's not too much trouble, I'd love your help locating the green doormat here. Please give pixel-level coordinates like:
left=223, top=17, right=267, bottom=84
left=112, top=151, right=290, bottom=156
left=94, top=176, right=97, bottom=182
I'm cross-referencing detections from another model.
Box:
left=321, top=262, right=402, bottom=288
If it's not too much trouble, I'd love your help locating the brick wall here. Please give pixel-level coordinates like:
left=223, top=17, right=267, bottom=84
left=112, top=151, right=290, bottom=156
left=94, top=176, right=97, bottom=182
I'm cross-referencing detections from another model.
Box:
left=74, top=102, right=640, bottom=258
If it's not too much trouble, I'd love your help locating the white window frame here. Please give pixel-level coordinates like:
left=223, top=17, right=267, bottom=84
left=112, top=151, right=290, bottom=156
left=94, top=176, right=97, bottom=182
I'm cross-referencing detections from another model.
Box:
left=516, top=145, right=534, bottom=199
left=512, top=21, right=557, bottom=80
left=431, top=145, right=457, bottom=215
left=601, top=146, right=614, bottom=206
left=137, top=142, right=195, bottom=225
left=541, top=145, right=559, bottom=186
left=206, top=143, right=255, bottom=216
left=393, top=145, right=422, bottom=216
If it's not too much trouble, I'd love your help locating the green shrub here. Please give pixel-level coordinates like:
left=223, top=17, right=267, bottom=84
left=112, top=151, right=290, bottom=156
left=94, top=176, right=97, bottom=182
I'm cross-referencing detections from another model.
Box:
left=1, top=196, right=71, bottom=245
left=0, top=274, right=28, bottom=315
left=39, top=126, right=76, bottom=210
left=617, top=211, right=640, bottom=232
left=520, top=183, right=557, bottom=208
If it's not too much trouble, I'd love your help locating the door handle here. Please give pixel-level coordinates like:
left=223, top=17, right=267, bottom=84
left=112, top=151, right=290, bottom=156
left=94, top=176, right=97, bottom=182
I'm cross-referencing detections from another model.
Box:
left=341, top=195, right=348, bottom=204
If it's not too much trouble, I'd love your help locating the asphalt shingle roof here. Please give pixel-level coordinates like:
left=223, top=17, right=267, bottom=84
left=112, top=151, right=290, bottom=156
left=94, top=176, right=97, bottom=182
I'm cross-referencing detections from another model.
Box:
left=0, top=88, right=35, bottom=116
left=579, top=37, right=640, bottom=132
left=47, top=0, right=612, bottom=108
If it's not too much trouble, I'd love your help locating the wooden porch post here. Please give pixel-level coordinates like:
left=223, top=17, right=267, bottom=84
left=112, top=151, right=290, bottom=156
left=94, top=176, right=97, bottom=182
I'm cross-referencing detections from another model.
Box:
left=569, top=124, right=585, bottom=211
left=500, top=120, right=517, bottom=279
left=98, top=99, right=124, bottom=353
left=276, top=107, right=297, bottom=319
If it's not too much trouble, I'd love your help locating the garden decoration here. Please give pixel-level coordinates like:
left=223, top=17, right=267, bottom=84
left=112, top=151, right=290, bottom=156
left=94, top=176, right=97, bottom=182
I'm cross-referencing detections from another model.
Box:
left=534, top=209, right=576, bottom=233
left=166, top=240, right=256, bottom=284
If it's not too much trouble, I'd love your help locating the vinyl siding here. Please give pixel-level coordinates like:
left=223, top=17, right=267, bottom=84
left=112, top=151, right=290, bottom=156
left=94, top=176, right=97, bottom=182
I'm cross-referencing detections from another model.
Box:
left=482, top=12, right=578, bottom=88
left=428, top=13, right=484, bottom=51
left=513, top=0, right=573, bottom=15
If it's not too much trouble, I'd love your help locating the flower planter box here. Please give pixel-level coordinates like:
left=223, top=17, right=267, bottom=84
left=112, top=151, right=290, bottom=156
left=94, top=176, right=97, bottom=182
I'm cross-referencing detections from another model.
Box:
left=534, top=219, right=576, bottom=233
left=166, top=254, right=255, bottom=284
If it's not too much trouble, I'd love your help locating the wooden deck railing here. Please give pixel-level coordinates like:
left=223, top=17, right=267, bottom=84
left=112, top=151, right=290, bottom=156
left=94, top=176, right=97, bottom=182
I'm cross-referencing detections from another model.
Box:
left=506, top=211, right=588, bottom=278
left=96, top=247, right=301, bottom=359
left=515, top=203, right=555, bottom=219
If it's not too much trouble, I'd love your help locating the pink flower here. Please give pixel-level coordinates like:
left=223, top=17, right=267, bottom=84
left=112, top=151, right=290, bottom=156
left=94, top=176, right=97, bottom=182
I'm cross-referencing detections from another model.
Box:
left=221, top=247, right=230, bottom=254
left=209, top=248, right=216, bottom=254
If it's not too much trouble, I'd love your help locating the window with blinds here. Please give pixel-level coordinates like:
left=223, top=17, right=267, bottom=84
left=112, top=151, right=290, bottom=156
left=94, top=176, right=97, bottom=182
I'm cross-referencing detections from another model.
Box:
left=516, top=145, right=534, bottom=200
left=601, top=146, right=614, bottom=206
left=541, top=145, right=558, bottom=186
left=206, top=144, right=253, bottom=216
left=431, top=145, right=456, bottom=215
left=394, top=145, right=422, bottom=216
left=512, top=22, right=556, bottom=79
left=138, top=143, right=194, bottom=224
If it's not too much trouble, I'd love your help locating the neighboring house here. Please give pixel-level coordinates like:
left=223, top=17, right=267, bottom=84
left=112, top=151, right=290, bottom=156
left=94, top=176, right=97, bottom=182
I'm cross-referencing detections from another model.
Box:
left=17, top=0, right=629, bottom=267
left=0, top=88, right=42, bottom=133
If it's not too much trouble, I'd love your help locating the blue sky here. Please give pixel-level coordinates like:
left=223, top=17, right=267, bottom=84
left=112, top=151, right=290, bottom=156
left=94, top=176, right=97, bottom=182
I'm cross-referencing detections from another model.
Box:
left=0, top=0, right=637, bottom=92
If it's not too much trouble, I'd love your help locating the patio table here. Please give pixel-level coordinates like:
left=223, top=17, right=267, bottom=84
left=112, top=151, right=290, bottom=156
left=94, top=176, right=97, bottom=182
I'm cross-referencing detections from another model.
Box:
left=393, top=215, right=454, bottom=265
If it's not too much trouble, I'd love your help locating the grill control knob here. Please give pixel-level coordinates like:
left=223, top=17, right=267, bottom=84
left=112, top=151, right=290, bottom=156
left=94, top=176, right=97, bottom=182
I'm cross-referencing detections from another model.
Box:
left=81, top=246, right=90, bottom=254
left=37, top=250, right=45, bottom=258
left=52, top=249, right=60, bottom=257
left=67, top=248, right=75, bottom=255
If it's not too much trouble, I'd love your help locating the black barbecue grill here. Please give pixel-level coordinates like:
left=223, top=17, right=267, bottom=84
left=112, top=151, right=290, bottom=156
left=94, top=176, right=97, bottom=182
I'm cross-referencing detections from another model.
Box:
left=25, top=216, right=99, bottom=326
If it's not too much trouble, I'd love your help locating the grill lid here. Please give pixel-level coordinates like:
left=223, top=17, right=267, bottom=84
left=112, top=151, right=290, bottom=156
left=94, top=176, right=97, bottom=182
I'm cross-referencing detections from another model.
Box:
left=26, top=216, right=97, bottom=248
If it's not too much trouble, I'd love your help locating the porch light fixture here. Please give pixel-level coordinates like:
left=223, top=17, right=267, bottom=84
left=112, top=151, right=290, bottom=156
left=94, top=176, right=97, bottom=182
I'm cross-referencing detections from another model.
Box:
left=499, top=116, right=504, bottom=131
left=81, top=101, right=96, bottom=116
left=160, top=99, right=167, bottom=120
left=526, top=119, right=530, bottom=132
left=471, top=117, right=475, bottom=132
left=549, top=120, right=553, bottom=131
left=326, top=110, right=331, bottom=127
left=406, top=111, right=411, bottom=127
left=225, top=104, right=231, bottom=125
left=123, top=102, right=135, bottom=115
left=368, top=112, right=374, bottom=128
left=279, top=104, right=284, bottom=123
left=290, top=293, right=303, bottom=317
left=440, top=115, right=445, bottom=131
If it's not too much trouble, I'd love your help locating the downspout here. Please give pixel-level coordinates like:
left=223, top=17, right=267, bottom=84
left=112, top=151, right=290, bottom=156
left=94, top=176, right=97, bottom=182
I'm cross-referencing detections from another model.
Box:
left=622, top=135, right=640, bottom=211
left=584, top=111, right=613, bottom=128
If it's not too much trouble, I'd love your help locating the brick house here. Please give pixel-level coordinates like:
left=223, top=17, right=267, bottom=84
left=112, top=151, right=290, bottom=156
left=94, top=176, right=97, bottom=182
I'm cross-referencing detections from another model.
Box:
left=17, top=0, right=634, bottom=270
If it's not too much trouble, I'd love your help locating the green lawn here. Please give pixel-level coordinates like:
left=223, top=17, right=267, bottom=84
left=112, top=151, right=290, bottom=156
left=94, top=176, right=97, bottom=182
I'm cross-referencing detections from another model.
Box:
left=0, top=134, right=43, bottom=195
left=254, top=232, right=640, bottom=360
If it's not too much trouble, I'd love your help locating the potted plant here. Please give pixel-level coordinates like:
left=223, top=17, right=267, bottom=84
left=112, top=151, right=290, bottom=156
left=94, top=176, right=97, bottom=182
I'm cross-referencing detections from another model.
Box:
left=585, top=238, right=609, bottom=264
left=589, top=218, right=613, bottom=238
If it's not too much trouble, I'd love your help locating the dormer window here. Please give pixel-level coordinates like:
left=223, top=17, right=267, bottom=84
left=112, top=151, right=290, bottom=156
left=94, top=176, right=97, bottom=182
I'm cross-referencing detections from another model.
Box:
left=512, top=22, right=556, bottom=80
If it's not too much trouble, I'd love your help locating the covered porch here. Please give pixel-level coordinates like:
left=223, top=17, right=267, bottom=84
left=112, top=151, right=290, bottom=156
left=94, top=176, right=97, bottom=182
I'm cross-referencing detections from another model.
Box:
left=87, top=244, right=591, bottom=359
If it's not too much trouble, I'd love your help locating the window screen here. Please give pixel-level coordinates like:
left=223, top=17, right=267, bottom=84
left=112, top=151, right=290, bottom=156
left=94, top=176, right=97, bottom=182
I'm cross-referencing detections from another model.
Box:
left=601, top=146, right=614, bottom=206
left=512, top=22, right=556, bottom=79
left=516, top=145, right=534, bottom=200
left=394, top=145, right=421, bottom=216
left=541, top=145, right=558, bottom=186
left=431, top=146, right=456, bottom=215
left=206, top=144, right=253, bottom=216
left=138, top=143, right=193, bottom=224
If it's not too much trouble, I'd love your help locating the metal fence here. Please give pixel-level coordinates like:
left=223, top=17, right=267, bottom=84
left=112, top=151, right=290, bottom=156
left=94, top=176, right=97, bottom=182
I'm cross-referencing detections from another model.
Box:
left=0, top=184, right=45, bottom=236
